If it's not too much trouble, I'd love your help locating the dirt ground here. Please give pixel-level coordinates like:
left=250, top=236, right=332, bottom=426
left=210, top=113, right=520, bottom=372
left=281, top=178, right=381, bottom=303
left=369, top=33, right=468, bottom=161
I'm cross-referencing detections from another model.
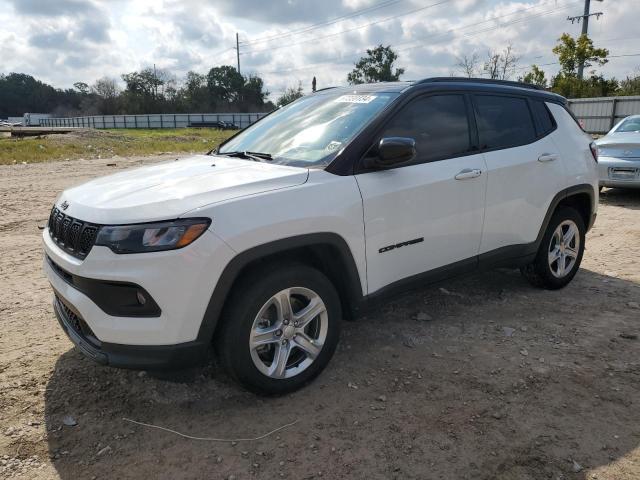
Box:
left=1, top=155, right=639, bottom=480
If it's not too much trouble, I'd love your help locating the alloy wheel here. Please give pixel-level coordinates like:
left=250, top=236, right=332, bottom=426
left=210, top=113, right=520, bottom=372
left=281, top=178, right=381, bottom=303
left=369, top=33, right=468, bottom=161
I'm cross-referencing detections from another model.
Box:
left=249, top=287, right=328, bottom=379
left=548, top=219, right=580, bottom=278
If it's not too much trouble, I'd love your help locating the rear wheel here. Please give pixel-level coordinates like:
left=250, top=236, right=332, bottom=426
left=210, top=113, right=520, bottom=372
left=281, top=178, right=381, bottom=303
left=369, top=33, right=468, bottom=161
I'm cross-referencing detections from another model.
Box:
left=215, top=263, right=341, bottom=395
left=520, top=206, right=585, bottom=290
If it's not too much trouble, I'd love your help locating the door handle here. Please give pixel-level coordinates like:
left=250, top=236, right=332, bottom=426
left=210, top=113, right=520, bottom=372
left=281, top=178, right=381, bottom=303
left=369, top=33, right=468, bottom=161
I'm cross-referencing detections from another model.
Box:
left=538, top=153, right=558, bottom=162
left=454, top=168, right=482, bottom=180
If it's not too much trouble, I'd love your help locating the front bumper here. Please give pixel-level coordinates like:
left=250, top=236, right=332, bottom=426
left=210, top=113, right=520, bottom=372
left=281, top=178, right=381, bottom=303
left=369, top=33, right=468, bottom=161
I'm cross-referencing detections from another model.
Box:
left=43, top=225, right=236, bottom=368
left=598, top=156, right=640, bottom=188
left=53, top=293, right=208, bottom=368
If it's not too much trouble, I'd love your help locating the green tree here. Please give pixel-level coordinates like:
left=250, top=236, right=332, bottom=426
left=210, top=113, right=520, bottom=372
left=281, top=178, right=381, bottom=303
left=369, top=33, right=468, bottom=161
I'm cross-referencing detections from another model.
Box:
left=73, top=82, right=90, bottom=95
left=0, top=73, right=82, bottom=117
left=618, top=72, right=640, bottom=96
left=122, top=68, right=162, bottom=97
left=204, top=66, right=270, bottom=111
left=206, top=66, right=245, bottom=104
left=347, top=45, right=404, bottom=84
left=549, top=34, right=613, bottom=98
left=91, top=77, right=120, bottom=114
left=182, top=71, right=209, bottom=110
left=242, top=74, right=269, bottom=109
left=520, top=65, right=548, bottom=88
left=551, top=74, right=618, bottom=98
left=277, top=82, right=303, bottom=107
left=552, top=33, right=609, bottom=77
left=120, top=67, right=166, bottom=113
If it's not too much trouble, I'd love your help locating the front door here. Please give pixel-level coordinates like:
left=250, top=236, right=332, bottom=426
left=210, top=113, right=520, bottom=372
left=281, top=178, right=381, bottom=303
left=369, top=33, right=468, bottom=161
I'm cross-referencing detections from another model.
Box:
left=355, top=94, right=487, bottom=294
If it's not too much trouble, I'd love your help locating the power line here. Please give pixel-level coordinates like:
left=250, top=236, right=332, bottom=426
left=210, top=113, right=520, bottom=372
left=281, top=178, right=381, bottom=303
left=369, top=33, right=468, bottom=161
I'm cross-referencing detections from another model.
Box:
left=241, top=0, right=407, bottom=46
left=259, top=0, right=579, bottom=76
left=395, top=1, right=582, bottom=54
left=242, top=0, right=452, bottom=55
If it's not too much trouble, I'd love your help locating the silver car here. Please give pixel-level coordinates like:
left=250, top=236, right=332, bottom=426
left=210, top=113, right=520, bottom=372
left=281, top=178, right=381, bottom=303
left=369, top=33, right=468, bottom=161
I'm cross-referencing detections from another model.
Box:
left=596, top=115, right=640, bottom=189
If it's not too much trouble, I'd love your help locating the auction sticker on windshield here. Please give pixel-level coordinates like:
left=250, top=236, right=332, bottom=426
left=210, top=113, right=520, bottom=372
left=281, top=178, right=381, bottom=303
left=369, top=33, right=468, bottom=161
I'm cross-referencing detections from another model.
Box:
left=335, top=95, right=377, bottom=104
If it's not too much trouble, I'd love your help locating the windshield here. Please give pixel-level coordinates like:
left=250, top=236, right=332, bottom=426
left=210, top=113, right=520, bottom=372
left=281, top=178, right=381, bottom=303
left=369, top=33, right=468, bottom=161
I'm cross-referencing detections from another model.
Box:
left=616, top=117, right=640, bottom=133
left=218, top=92, right=399, bottom=167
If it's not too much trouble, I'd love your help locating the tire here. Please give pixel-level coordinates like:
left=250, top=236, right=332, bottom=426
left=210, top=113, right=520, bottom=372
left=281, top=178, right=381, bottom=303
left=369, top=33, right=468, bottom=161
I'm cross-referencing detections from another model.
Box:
left=520, top=206, right=586, bottom=290
left=215, top=263, right=342, bottom=395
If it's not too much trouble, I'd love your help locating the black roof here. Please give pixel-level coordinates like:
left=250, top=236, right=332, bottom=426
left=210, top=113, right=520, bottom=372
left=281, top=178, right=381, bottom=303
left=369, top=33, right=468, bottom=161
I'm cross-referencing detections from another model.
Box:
left=314, top=77, right=565, bottom=103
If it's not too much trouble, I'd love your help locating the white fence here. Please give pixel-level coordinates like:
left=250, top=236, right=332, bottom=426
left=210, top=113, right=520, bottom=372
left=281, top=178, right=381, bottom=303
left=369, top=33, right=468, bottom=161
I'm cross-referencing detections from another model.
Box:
left=568, top=95, right=640, bottom=134
left=40, top=112, right=268, bottom=130
left=36, top=96, right=640, bottom=135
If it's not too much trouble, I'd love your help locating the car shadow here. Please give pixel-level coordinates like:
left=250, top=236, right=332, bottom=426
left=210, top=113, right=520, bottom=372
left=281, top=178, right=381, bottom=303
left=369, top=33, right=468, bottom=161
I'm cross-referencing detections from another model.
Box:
left=600, top=187, right=640, bottom=210
left=43, top=267, right=640, bottom=480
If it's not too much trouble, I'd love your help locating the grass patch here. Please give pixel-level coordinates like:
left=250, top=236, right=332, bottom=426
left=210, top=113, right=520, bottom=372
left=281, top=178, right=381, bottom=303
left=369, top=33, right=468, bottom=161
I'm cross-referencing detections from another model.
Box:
left=0, top=128, right=236, bottom=165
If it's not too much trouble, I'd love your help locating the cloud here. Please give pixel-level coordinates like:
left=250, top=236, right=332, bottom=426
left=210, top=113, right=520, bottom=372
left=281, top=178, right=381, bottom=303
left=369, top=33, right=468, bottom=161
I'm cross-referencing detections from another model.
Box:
left=210, top=0, right=356, bottom=25
left=8, top=0, right=99, bottom=17
left=77, top=17, right=111, bottom=43
left=1, top=0, right=638, bottom=95
left=29, top=30, right=71, bottom=50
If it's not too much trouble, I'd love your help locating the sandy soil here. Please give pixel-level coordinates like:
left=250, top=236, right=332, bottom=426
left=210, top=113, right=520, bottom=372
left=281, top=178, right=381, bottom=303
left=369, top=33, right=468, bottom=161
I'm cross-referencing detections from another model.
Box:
left=1, top=155, right=639, bottom=480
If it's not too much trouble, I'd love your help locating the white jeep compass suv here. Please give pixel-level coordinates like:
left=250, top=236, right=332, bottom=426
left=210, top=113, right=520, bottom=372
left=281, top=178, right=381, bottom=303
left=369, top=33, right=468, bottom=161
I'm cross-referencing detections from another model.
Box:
left=43, top=78, right=599, bottom=394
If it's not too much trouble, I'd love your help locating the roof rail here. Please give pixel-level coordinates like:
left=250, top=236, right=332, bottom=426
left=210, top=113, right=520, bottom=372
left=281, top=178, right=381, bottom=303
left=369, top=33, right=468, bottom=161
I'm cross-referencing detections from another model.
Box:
left=416, top=77, right=544, bottom=91
left=313, top=86, right=338, bottom=93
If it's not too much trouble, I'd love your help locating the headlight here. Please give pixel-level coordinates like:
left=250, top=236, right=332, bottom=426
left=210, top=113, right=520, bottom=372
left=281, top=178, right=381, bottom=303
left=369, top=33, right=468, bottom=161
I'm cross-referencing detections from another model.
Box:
left=95, top=218, right=210, bottom=254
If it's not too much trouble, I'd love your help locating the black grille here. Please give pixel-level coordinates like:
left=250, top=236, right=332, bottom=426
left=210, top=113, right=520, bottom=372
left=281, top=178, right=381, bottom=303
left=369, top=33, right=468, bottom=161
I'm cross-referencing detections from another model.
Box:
left=48, top=207, right=100, bottom=259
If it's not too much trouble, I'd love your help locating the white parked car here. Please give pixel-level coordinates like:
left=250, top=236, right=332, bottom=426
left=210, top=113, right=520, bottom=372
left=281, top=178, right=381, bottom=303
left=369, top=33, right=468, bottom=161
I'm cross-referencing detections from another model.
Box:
left=596, top=115, right=640, bottom=189
left=43, top=78, right=599, bottom=394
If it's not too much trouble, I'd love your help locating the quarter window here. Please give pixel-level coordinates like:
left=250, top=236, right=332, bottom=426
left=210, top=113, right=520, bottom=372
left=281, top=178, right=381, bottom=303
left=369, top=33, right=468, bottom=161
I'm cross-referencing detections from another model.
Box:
left=530, top=100, right=555, bottom=136
left=377, top=94, right=471, bottom=163
left=474, top=95, right=536, bottom=150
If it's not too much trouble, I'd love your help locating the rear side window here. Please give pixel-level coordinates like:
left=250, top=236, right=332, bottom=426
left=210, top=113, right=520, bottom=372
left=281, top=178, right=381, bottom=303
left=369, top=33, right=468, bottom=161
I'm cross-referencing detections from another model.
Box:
left=530, top=100, right=555, bottom=136
left=474, top=95, right=536, bottom=150
left=378, top=94, right=471, bottom=163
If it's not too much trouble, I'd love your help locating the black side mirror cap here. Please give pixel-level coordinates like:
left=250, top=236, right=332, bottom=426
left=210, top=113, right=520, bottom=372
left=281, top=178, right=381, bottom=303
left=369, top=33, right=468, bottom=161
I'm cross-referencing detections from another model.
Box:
left=363, top=137, right=416, bottom=169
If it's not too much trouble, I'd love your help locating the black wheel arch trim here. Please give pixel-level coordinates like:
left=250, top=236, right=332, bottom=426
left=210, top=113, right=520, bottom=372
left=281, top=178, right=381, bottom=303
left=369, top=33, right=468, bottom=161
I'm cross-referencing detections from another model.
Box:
left=196, top=232, right=364, bottom=344
left=533, top=183, right=596, bottom=248
left=197, top=185, right=595, bottom=344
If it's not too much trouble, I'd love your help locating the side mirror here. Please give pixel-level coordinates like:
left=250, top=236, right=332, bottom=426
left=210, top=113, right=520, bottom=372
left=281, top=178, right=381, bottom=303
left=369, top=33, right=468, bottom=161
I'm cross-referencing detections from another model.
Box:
left=364, top=137, right=416, bottom=169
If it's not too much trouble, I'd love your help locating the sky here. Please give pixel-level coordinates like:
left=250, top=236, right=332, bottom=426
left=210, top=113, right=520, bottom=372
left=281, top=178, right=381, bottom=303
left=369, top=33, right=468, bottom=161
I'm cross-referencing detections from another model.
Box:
left=1, top=0, right=638, bottom=101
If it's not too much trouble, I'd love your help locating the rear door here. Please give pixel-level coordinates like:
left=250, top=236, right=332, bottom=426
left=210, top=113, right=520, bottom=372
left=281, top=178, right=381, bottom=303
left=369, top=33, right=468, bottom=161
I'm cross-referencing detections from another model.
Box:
left=355, top=93, right=487, bottom=294
left=473, top=94, right=566, bottom=255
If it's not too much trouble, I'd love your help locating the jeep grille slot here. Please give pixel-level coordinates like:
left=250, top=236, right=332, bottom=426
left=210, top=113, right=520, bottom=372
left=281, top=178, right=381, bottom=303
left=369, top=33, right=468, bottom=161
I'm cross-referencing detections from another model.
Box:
left=48, top=207, right=100, bottom=259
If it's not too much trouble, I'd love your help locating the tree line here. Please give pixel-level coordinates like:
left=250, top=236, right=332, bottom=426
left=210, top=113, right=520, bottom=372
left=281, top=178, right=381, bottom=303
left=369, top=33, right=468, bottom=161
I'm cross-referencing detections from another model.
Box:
left=346, top=35, right=640, bottom=98
left=0, top=66, right=276, bottom=119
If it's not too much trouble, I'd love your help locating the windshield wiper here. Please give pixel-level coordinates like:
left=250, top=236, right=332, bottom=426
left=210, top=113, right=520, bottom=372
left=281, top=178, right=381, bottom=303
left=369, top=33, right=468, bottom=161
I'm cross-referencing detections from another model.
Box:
left=218, top=151, right=273, bottom=162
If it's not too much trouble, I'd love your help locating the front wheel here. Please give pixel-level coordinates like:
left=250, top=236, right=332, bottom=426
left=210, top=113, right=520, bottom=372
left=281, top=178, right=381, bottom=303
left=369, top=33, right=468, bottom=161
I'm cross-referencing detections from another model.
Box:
left=520, top=206, right=586, bottom=290
left=215, top=264, right=341, bottom=395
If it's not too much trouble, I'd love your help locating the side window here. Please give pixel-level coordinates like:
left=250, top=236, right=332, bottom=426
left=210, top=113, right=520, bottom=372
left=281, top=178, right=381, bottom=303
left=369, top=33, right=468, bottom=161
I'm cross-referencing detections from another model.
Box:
left=474, top=95, right=536, bottom=150
left=530, top=100, right=555, bottom=136
left=377, top=94, right=471, bottom=163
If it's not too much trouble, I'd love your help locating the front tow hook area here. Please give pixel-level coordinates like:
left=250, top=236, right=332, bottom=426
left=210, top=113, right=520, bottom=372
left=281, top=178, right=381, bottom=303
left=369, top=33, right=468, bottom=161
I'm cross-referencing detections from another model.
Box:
left=53, top=296, right=108, bottom=365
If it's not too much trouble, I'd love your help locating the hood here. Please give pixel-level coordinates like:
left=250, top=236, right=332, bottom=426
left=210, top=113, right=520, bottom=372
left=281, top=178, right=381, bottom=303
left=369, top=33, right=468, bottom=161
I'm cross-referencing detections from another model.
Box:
left=58, top=155, right=309, bottom=224
left=596, top=132, right=640, bottom=158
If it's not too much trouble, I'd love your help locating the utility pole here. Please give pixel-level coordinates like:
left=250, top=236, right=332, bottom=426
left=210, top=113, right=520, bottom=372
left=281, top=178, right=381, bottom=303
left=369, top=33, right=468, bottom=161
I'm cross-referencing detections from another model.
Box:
left=567, top=0, right=604, bottom=80
left=153, top=63, right=157, bottom=98
left=236, top=33, right=241, bottom=74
